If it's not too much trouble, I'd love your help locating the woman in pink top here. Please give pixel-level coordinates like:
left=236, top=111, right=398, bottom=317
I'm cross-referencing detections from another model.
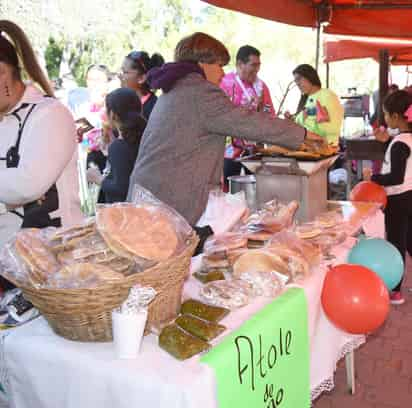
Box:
left=220, top=45, right=275, bottom=190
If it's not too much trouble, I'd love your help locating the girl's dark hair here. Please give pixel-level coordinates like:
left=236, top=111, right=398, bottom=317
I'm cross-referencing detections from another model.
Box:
left=383, top=90, right=412, bottom=131
left=126, top=51, right=164, bottom=93
left=0, top=20, right=54, bottom=96
left=292, top=64, right=322, bottom=114
left=105, top=88, right=146, bottom=145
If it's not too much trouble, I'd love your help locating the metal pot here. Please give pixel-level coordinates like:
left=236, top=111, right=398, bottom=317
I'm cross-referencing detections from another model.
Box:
left=228, top=175, right=257, bottom=210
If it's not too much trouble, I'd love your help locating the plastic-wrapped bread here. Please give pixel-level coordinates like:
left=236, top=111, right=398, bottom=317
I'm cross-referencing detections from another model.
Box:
left=159, top=324, right=210, bottom=360
left=175, top=314, right=226, bottom=341
left=14, top=229, right=60, bottom=285
left=97, top=204, right=180, bottom=261
left=203, top=232, right=248, bottom=260
left=238, top=270, right=284, bottom=298
left=180, top=299, right=229, bottom=323
left=267, top=231, right=322, bottom=268
left=48, top=262, right=123, bottom=289
left=233, top=249, right=290, bottom=278
left=199, top=279, right=253, bottom=309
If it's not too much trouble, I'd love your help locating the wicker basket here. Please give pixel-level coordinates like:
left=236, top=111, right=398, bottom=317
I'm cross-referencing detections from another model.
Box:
left=15, top=233, right=198, bottom=342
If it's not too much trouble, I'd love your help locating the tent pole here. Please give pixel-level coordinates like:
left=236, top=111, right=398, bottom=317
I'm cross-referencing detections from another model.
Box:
left=315, top=24, right=321, bottom=70
left=326, top=62, right=330, bottom=88
left=378, top=49, right=389, bottom=126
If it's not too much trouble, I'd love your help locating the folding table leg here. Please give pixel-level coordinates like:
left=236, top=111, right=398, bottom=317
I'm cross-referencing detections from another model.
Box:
left=346, top=160, right=352, bottom=199
left=345, top=350, right=356, bottom=394
left=357, top=160, right=363, bottom=182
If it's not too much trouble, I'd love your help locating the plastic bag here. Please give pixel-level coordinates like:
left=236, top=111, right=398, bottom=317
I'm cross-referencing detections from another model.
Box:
left=314, top=211, right=343, bottom=229
left=238, top=270, right=284, bottom=298
left=267, top=231, right=322, bottom=268
left=200, top=279, right=253, bottom=309
left=175, top=314, right=226, bottom=341
left=116, top=284, right=157, bottom=314
left=96, top=199, right=193, bottom=263
left=239, top=200, right=299, bottom=237
left=159, top=324, right=210, bottom=360
left=306, top=227, right=347, bottom=254
left=203, top=232, right=248, bottom=259
left=197, top=190, right=248, bottom=235
left=51, top=227, right=141, bottom=275
left=230, top=246, right=309, bottom=283
left=180, top=299, right=229, bottom=323
left=0, top=239, right=31, bottom=286
left=0, top=229, right=61, bottom=287
left=130, top=184, right=193, bottom=239
left=48, top=262, right=124, bottom=289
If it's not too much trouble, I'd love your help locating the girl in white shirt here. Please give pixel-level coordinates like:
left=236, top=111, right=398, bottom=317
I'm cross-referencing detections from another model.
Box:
left=364, top=90, right=412, bottom=305
left=0, top=20, right=82, bottom=254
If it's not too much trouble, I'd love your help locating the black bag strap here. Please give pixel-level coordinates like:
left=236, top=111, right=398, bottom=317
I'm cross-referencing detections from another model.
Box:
left=0, top=95, right=52, bottom=165
left=11, top=103, right=37, bottom=156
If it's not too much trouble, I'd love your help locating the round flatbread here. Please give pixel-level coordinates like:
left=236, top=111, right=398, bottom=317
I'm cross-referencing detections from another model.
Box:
left=51, top=263, right=123, bottom=288
left=97, top=205, right=179, bottom=261
left=295, top=224, right=323, bottom=240
left=233, top=250, right=290, bottom=278
left=15, top=229, right=60, bottom=284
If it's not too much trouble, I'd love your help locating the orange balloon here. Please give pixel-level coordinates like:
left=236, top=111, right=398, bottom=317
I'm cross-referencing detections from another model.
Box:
left=350, top=181, right=387, bottom=208
left=321, top=264, right=390, bottom=334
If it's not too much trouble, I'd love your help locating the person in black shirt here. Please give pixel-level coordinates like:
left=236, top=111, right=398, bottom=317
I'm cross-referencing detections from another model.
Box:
left=87, top=88, right=146, bottom=203
left=118, top=51, right=164, bottom=120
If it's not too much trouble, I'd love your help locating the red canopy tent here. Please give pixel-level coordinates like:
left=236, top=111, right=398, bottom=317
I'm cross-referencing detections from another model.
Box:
left=202, top=0, right=412, bottom=123
left=201, top=1, right=412, bottom=39
left=323, top=37, right=412, bottom=65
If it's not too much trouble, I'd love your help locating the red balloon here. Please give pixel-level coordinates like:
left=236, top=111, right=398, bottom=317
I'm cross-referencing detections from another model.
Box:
left=350, top=181, right=387, bottom=208
left=321, top=264, right=390, bottom=334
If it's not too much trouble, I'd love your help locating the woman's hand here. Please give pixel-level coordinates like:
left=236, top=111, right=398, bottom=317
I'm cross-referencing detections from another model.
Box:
left=87, top=167, right=103, bottom=185
left=374, top=127, right=390, bottom=143
left=284, top=111, right=294, bottom=121
left=363, top=167, right=373, bottom=181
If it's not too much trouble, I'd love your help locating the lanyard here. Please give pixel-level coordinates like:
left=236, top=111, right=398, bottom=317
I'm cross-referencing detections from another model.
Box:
left=235, top=75, right=261, bottom=104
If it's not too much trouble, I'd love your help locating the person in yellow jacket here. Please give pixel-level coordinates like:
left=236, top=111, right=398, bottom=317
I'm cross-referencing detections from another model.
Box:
left=289, top=64, right=343, bottom=146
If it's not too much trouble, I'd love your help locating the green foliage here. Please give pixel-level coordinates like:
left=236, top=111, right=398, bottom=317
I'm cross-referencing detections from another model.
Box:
left=4, top=0, right=400, bottom=112
left=44, top=37, right=63, bottom=80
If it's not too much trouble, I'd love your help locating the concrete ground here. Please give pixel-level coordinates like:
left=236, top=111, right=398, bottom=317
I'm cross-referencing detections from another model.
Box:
left=314, top=256, right=412, bottom=408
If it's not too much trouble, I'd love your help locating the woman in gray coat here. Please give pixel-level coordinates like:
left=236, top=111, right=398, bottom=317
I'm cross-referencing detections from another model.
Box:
left=128, top=32, right=319, bottom=225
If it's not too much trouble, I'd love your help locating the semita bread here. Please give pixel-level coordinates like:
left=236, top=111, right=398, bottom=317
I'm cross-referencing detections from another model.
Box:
left=97, top=205, right=179, bottom=261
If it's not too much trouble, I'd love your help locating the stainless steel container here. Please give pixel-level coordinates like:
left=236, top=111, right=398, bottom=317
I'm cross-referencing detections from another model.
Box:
left=255, top=157, right=329, bottom=222
left=228, top=175, right=257, bottom=210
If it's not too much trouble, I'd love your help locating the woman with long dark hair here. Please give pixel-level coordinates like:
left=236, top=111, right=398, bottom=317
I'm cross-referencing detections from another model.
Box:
left=87, top=88, right=146, bottom=203
left=0, top=20, right=81, bottom=242
left=292, top=64, right=343, bottom=145
left=0, top=20, right=82, bottom=291
left=119, top=51, right=164, bottom=119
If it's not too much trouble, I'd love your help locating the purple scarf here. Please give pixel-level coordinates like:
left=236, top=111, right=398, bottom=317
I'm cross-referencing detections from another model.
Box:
left=147, top=62, right=206, bottom=93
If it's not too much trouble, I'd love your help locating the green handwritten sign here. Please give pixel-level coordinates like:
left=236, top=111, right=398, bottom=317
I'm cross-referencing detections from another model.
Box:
left=201, top=288, right=310, bottom=408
